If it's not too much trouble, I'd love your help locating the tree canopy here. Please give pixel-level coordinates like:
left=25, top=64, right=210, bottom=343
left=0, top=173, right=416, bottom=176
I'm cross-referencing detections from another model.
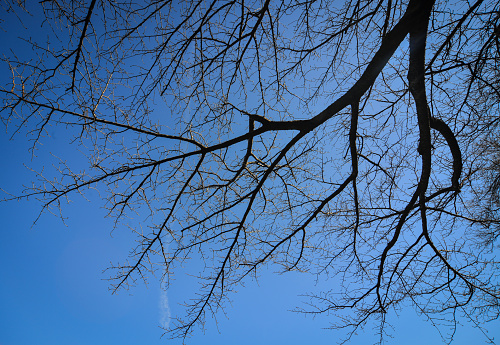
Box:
left=1, top=0, right=499, bottom=342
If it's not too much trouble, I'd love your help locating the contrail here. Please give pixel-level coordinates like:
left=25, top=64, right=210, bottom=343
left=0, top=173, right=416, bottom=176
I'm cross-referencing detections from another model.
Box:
left=159, top=278, right=171, bottom=330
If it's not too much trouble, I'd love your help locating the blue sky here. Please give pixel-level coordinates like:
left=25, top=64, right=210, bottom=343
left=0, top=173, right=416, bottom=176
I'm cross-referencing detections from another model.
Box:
left=1, top=1, right=499, bottom=345
left=1, top=133, right=498, bottom=344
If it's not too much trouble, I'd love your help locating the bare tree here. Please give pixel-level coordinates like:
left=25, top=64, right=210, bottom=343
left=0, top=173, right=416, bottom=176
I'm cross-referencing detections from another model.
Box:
left=1, top=0, right=499, bottom=342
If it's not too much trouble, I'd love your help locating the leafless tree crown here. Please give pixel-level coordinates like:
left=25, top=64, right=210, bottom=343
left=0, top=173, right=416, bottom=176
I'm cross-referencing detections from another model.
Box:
left=1, top=0, right=499, bottom=342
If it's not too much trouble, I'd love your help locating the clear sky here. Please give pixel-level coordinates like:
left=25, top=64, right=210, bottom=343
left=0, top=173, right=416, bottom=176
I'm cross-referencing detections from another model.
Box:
left=1, top=1, right=499, bottom=345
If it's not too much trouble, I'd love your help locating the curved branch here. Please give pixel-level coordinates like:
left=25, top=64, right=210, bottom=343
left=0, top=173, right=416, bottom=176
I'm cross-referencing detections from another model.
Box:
left=430, top=116, right=463, bottom=190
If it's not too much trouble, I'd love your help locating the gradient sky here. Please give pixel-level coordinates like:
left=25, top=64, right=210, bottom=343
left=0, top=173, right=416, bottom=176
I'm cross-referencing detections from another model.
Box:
left=1, top=2, right=499, bottom=345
